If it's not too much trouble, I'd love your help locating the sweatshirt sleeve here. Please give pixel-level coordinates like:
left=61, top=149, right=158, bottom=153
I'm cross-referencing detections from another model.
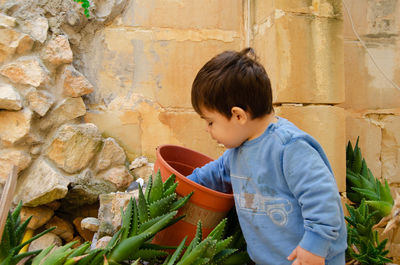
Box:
left=282, top=138, right=343, bottom=258
left=187, top=150, right=232, bottom=193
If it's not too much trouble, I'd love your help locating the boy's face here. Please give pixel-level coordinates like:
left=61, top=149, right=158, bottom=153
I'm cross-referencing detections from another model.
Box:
left=199, top=107, right=250, bottom=149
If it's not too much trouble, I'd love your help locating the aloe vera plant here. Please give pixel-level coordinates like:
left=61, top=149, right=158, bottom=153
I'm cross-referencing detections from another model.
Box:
left=0, top=201, right=56, bottom=265
left=28, top=171, right=193, bottom=265
left=5, top=171, right=249, bottom=264
left=104, top=171, right=193, bottom=264
left=345, top=201, right=392, bottom=265
left=345, top=138, right=394, bottom=264
left=30, top=241, right=91, bottom=265
left=346, top=137, right=393, bottom=219
left=165, top=210, right=252, bottom=265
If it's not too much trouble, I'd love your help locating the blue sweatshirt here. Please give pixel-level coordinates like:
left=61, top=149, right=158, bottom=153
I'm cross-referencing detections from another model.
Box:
left=187, top=117, right=347, bottom=265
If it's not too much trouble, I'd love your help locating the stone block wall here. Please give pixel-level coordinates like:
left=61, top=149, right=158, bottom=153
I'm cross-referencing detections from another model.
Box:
left=253, top=0, right=346, bottom=191
left=81, top=0, right=244, bottom=161
left=1, top=0, right=399, bottom=260
left=78, top=0, right=347, bottom=195
left=0, top=0, right=138, bottom=247
left=342, top=0, right=400, bottom=259
left=342, top=0, right=400, bottom=201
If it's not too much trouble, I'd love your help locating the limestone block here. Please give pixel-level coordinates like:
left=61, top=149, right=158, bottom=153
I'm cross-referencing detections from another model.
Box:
left=95, top=236, right=111, bottom=249
left=70, top=236, right=83, bottom=247
left=45, top=216, right=74, bottom=241
left=19, top=16, right=49, bottom=43
left=41, top=35, right=73, bottom=66
left=96, top=166, right=133, bottom=190
left=59, top=64, right=94, bottom=97
left=0, top=149, right=31, bottom=183
left=63, top=169, right=117, bottom=207
left=389, top=244, right=400, bottom=264
left=93, top=137, right=126, bottom=172
left=345, top=111, right=382, bottom=179
left=253, top=13, right=344, bottom=104
left=0, top=83, right=22, bottom=110
left=254, top=0, right=300, bottom=25
left=377, top=221, right=400, bottom=245
left=343, top=0, right=400, bottom=40
left=130, top=163, right=154, bottom=183
left=85, top=100, right=224, bottom=162
left=84, top=110, right=142, bottom=161
left=138, top=101, right=207, bottom=160
left=61, top=25, right=81, bottom=47
left=0, top=29, right=34, bottom=58
left=275, top=105, right=346, bottom=192
left=73, top=217, right=94, bottom=242
left=254, top=0, right=341, bottom=25
left=153, top=40, right=241, bottom=109
left=0, top=108, right=32, bottom=145
left=381, top=115, right=400, bottom=184
left=341, top=41, right=400, bottom=110
left=0, top=57, right=48, bottom=87
left=98, top=191, right=139, bottom=236
left=341, top=197, right=350, bottom=217
left=16, top=34, right=34, bottom=54
left=28, top=233, right=62, bottom=252
left=81, top=217, right=100, bottom=232
left=20, top=206, right=54, bottom=230
left=45, top=200, right=61, bottom=210
left=95, top=0, right=128, bottom=23
left=25, top=87, right=54, bottom=116
left=129, top=156, right=148, bottom=170
left=0, top=28, right=24, bottom=63
left=119, top=0, right=242, bottom=30
left=22, top=132, right=42, bottom=146
left=156, top=110, right=225, bottom=160
left=0, top=13, right=16, bottom=28
left=40, top=97, right=86, bottom=130
left=14, top=157, right=70, bottom=207
left=46, top=123, right=102, bottom=173
left=87, top=27, right=240, bottom=108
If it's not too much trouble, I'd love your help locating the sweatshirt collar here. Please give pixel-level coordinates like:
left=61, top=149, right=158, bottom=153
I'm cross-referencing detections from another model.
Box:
left=241, top=116, right=283, bottom=147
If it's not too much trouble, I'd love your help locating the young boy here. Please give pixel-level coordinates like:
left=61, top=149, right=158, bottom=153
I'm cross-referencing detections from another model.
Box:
left=186, top=48, right=347, bottom=265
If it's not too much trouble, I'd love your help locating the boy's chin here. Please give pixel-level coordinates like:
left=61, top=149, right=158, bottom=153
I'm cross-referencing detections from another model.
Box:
left=221, top=143, right=240, bottom=149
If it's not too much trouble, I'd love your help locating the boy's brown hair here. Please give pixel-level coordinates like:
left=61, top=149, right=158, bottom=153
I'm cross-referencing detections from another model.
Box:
left=191, top=47, right=273, bottom=119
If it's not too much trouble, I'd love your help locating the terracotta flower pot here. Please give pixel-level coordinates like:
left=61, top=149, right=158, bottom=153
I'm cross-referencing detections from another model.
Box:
left=152, top=144, right=234, bottom=247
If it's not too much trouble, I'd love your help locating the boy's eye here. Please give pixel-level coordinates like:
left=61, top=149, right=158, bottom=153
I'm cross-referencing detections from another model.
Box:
left=208, top=122, right=213, bottom=126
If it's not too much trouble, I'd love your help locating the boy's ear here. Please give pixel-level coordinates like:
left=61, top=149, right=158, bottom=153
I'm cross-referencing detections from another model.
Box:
left=231, top=107, right=248, bottom=124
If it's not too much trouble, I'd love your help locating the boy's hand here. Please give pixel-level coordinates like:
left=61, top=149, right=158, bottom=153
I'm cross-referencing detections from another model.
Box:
left=287, top=246, right=325, bottom=265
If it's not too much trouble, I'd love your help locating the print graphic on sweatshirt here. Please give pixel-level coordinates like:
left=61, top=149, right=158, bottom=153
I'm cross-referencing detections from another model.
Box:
left=232, top=175, right=293, bottom=226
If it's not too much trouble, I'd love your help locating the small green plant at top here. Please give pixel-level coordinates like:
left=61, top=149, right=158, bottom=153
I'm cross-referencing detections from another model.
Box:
left=73, top=0, right=91, bottom=18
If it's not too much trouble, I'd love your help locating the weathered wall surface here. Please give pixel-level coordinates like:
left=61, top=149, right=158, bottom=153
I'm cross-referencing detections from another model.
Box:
left=342, top=0, right=400, bottom=192
left=1, top=0, right=399, bottom=258
left=79, top=0, right=347, bottom=195
left=80, top=0, right=244, bottom=161
left=252, top=0, right=346, bottom=191
left=0, top=1, right=138, bottom=245
left=342, top=0, right=400, bottom=257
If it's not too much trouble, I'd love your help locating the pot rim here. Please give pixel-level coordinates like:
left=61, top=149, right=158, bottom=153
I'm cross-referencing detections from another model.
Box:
left=156, top=144, right=234, bottom=200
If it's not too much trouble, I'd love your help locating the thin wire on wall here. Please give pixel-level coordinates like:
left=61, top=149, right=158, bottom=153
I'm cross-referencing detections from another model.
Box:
left=342, top=0, right=400, bottom=91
